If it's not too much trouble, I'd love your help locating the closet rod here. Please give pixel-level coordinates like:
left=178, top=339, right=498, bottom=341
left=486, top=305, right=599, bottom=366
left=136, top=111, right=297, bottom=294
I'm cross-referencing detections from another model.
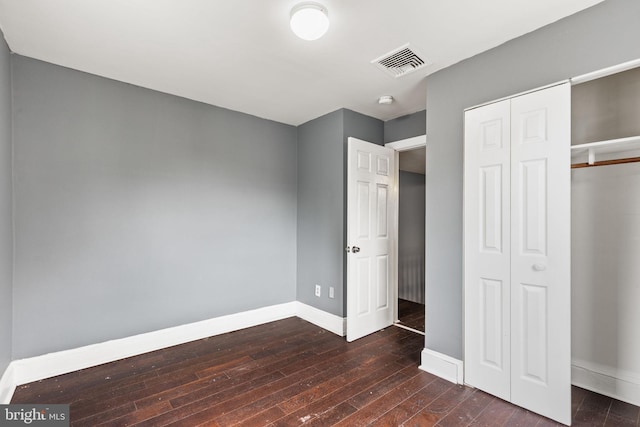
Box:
left=571, top=156, right=640, bottom=169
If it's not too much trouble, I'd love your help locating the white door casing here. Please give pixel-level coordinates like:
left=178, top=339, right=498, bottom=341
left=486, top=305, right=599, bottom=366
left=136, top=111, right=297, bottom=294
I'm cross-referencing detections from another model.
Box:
left=347, top=137, right=397, bottom=342
left=464, top=83, right=571, bottom=425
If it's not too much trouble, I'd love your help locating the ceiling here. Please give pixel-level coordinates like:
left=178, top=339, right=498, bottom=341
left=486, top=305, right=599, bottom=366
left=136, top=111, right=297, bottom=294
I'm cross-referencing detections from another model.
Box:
left=0, top=0, right=603, bottom=126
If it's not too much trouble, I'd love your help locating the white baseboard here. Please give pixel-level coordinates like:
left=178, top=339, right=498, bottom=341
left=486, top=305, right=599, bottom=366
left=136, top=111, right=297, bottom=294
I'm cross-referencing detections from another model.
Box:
left=295, top=302, right=346, bottom=336
left=0, top=301, right=346, bottom=404
left=419, top=348, right=464, bottom=384
left=4, top=302, right=298, bottom=402
left=0, top=363, right=16, bottom=405
left=572, top=358, right=640, bottom=406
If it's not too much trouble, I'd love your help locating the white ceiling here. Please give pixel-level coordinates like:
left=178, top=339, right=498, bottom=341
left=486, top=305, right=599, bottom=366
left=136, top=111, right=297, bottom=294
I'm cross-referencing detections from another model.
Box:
left=0, top=0, right=603, bottom=126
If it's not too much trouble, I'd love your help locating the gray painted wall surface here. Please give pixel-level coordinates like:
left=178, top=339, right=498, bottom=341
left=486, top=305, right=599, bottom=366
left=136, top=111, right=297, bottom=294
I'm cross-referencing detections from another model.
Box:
left=0, top=33, right=12, bottom=374
left=572, top=66, right=640, bottom=145
left=12, top=56, right=298, bottom=359
left=296, top=109, right=383, bottom=316
left=344, top=109, right=385, bottom=147
left=398, top=171, right=425, bottom=304
left=296, top=110, right=344, bottom=315
left=384, top=110, right=426, bottom=143
left=425, top=0, right=640, bottom=359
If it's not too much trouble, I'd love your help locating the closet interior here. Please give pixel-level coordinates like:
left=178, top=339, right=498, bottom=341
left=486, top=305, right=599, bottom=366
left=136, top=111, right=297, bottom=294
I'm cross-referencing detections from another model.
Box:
left=570, top=65, right=640, bottom=407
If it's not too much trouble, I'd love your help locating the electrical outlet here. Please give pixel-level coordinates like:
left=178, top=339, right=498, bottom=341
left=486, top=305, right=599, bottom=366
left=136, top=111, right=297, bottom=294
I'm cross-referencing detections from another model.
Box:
left=329, top=287, right=335, bottom=299
left=315, top=284, right=321, bottom=297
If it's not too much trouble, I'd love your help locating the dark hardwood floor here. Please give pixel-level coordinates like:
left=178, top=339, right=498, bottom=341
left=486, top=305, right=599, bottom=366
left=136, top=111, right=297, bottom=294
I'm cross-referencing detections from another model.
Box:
left=11, top=317, right=639, bottom=426
left=397, top=299, right=425, bottom=333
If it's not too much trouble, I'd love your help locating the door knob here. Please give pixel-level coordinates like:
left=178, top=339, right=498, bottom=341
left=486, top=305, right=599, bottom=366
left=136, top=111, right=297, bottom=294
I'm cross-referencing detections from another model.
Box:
left=352, top=246, right=361, bottom=253
left=532, top=263, right=546, bottom=271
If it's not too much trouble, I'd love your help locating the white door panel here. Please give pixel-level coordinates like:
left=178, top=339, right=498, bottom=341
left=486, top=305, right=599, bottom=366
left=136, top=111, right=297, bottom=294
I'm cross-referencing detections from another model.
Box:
left=347, top=137, right=397, bottom=342
left=464, top=83, right=571, bottom=426
left=464, top=99, right=511, bottom=401
left=510, top=84, right=571, bottom=425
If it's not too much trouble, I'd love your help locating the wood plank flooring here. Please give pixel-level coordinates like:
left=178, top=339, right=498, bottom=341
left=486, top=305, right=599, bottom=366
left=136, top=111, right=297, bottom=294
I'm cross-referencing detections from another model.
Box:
left=11, top=317, right=640, bottom=426
left=397, top=299, right=425, bottom=333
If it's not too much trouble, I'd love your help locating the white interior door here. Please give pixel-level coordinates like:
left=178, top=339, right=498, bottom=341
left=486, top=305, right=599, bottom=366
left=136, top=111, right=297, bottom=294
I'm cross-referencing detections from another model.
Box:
left=464, top=83, right=571, bottom=425
left=510, top=84, right=571, bottom=425
left=346, top=137, right=397, bottom=342
left=464, top=99, right=512, bottom=401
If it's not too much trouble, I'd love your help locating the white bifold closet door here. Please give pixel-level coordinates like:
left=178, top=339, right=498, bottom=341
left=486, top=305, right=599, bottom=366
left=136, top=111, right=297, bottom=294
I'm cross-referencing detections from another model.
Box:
left=464, top=83, right=571, bottom=425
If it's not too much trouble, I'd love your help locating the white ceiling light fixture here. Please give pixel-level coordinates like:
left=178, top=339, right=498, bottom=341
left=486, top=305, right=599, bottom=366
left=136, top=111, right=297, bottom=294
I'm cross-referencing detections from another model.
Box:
left=378, top=95, right=394, bottom=105
left=290, top=2, right=329, bottom=41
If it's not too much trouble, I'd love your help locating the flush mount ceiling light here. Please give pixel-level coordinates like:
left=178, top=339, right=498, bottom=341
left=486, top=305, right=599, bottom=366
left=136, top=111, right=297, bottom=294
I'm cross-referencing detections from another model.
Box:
left=378, top=95, right=394, bottom=105
left=290, top=2, right=329, bottom=41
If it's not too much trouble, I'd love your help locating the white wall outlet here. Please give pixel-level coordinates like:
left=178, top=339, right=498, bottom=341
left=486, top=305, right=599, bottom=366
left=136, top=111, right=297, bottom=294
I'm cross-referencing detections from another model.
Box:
left=315, top=284, right=321, bottom=297
left=329, top=286, right=335, bottom=299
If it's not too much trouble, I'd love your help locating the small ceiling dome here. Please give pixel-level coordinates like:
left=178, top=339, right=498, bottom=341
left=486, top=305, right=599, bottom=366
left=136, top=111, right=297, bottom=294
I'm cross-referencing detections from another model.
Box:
left=290, top=3, right=329, bottom=41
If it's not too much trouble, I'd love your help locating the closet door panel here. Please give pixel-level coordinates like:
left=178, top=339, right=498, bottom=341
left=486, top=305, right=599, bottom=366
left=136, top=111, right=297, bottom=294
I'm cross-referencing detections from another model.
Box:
left=510, top=83, right=571, bottom=426
left=519, top=159, right=548, bottom=255
left=464, top=99, right=511, bottom=401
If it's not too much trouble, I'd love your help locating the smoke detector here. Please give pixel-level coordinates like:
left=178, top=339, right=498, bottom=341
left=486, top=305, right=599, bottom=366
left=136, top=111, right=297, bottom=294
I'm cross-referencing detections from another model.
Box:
left=371, top=43, right=427, bottom=78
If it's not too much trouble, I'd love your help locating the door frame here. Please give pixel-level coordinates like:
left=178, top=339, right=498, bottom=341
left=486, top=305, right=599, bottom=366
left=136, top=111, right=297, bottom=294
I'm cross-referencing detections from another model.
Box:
left=384, top=134, right=427, bottom=328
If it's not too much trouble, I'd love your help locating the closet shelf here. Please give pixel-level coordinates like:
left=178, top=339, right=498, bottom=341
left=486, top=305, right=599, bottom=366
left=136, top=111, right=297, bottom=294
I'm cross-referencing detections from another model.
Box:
left=571, top=135, right=640, bottom=165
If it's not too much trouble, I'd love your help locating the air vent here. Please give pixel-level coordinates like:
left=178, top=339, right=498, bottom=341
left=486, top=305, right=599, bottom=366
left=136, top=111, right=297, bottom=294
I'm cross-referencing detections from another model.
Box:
left=371, top=44, right=427, bottom=78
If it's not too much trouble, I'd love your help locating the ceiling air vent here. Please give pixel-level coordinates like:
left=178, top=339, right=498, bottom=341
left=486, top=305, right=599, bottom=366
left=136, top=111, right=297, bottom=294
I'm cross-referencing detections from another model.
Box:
left=371, top=44, right=427, bottom=78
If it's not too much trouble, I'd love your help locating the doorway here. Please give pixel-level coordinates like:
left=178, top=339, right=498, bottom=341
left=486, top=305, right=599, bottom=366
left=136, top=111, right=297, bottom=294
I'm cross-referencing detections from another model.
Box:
left=385, top=136, right=426, bottom=335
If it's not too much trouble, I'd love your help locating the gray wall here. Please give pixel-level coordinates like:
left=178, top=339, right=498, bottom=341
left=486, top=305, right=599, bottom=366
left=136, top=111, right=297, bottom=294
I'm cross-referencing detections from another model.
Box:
left=296, top=109, right=383, bottom=316
left=0, top=32, right=12, bottom=374
left=344, top=109, right=385, bottom=146
left=11, top=56, right=298, bottom=359
left=296, top=110, right=344, bottom=315
left=398, top=171, right=425, bottom=304
left=384, top=110, right=426, bottom=143
left=425, top=0, right=640, bottom=359
left=572, top=66, right=640, bottom=145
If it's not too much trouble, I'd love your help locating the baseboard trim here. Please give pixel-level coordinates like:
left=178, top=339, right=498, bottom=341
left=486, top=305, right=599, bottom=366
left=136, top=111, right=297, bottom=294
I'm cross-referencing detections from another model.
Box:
left=0, top=363, right=16, bottom=405
left=1, top=301, right=347, bottom=404
left=572, top=359, right=640, bottom=407
left=295, top=302, right=346, bottom=336
left=6, top=302, right=299, bottom=401
left=419, top=348, right=464, bottom=384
